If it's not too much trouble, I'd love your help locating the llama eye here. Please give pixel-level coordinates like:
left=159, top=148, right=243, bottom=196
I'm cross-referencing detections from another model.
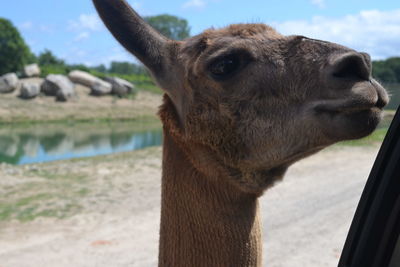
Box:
left=209, top=55, right=241, bottom=79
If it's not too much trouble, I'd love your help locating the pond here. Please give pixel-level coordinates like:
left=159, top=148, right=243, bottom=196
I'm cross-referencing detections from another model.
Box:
left=0, top=119, right=162, bottom=165
left=0, top=112, right=395, bottom=165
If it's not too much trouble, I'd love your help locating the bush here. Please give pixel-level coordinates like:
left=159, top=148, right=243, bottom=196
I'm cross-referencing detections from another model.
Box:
left=40, top=64, right=68, bottom=77
left=38, top=49, right=65, bottom=66
left=144, top=14, right=190, bottom=40
left=0, top=18, right=35, bottom=75
left=373, top=57, right=400, bottom=83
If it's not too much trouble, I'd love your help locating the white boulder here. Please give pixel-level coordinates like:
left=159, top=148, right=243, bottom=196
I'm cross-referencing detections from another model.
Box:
left=41, top=74, right=76, bottom=101
left=68, top=70, right=112, bottom=96
left=20, top=82, right=41, bottom=99
left=24, top=64, right=41, bottom=77
left=105, top=76, right=135, bottom=96
left=0, top=73, right=19, bottom=93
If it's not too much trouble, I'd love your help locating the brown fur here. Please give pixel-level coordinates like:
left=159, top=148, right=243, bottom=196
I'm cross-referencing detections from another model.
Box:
left=93, top=1, right=389, bottom=266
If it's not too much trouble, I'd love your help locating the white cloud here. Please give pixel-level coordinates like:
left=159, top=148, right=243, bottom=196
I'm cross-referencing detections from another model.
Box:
left=19, top=21, right=33, bottom=30
left=271, top=9, right=400, bottom=59
left=182, top=0, right=206, bottom=9
left=310, top=0, right=325, bottom=9
left=68, top=14, right=103, bottom=32
left=74, top=32, right=90, bottom=42
left=18, top=21, right=53, bottom=33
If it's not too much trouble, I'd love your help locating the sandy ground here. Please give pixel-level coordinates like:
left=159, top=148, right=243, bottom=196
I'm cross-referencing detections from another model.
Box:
left=0, top=144, right=380, bottom=267
left=0, top=78, right=162, bottom=122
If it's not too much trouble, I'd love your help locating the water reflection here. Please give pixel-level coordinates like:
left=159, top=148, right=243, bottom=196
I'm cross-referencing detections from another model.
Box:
left=0, top=122, right=162, bottom=165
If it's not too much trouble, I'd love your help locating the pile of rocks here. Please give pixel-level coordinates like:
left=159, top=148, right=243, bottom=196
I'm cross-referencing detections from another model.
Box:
left=0, top=64, right=136, bottom=101
left=68, top=70, right=134, bottom=96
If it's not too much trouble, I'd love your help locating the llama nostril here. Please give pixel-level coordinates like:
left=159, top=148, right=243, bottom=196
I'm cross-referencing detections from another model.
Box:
left=331, top=52, right=371, bottom=81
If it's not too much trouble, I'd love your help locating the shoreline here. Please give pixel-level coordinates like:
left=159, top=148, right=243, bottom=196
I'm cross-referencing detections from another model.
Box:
left=0, top=114, right=161, bottom=126
left=0, top=78, right=163, bottom=124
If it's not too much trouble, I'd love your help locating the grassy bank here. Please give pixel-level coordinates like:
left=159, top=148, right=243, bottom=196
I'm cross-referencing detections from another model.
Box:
left=0, top=81, right=163, bottom=124
left=0, top=114, right=160, bottom=126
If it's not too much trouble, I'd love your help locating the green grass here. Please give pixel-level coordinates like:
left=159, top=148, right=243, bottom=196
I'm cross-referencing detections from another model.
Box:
left=0, top=170, right=89, bottom=222
left=0, top=192, right=79, bottom=222
left=0, top=116, right=162, bottom=139
left=0, top=114, right=160, bottom=126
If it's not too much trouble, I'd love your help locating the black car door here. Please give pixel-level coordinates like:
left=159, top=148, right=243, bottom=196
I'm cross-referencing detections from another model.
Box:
left=338, top=106, right=400, bottom=267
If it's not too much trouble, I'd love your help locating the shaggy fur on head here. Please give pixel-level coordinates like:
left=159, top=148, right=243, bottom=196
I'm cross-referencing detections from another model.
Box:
left=93, top=0, right=388, bottom=266
left=157, top=24, right=387, bottom=195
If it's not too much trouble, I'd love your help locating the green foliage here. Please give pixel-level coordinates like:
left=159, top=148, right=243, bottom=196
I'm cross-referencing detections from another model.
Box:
left=0, top=18, right=35, bottom=75
left=144, top=14, right=190, bottom=40
left=38, top=49, right=65, bottom=66
left=385, top=57, right=400, bottom=82
left=384, top=83, right=400, bottom=110
left=0, top=16, right=174, bottom=94
left=40, top=64, right=68, bottom=77
left=372, top=57, right=400, bottom=110
left=93, top=64, right=107, bottom=73
left=373, top=57, right=400, bottom=83
left=66, top=64, right=91, bottom=73
left=109, top=61, right=147, bottom=75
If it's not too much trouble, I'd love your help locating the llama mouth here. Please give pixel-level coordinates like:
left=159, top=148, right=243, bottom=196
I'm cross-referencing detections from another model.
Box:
left=313, top=79, right=388, bottom=116
left=312, top=98, right=384, bottom=116
left=313, top=98, right=384, bottom=140
left=315, top=105, right=381, bottom=116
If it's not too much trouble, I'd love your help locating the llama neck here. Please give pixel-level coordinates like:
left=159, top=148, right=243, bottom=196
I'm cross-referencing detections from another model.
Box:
left=158, top=130, right=262, bottom=267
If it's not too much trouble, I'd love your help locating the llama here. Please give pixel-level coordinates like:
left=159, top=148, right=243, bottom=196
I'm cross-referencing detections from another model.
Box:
left=93, top=0, right=389, bottom=266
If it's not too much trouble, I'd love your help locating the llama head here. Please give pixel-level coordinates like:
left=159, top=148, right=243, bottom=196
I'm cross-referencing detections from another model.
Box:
left=94, top=0, right=388, bottom=194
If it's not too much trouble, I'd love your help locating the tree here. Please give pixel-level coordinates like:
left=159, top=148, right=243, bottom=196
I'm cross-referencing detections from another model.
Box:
left=37, top=49, right=65, bottom=66
left=144, top=14, right=190, bottom=40
left=0, top=18, right=35, bottom=75
left=92, top=64, right=107, bottom=73
left=109, top=61, right=147, bottom=75
left=386, top=57, right=400, bottom=82
left=372, top=57, right=400, bottom=83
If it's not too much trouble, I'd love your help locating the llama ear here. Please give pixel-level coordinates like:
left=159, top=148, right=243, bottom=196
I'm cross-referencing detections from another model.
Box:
left=93, top=0, right=169, bottom=75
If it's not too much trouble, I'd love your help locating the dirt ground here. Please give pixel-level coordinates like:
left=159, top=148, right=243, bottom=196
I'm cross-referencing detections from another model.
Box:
left=0, top=78, right=162, bottom=123
left=0, top=144, right=380, bottom=267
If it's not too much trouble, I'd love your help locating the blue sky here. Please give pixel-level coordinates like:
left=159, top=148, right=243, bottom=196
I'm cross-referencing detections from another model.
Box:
left=2, top=0, right=400, bottom=66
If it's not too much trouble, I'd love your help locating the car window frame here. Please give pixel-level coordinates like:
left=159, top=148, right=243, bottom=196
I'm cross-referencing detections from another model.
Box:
left=338, top=106, right=400, bottom=267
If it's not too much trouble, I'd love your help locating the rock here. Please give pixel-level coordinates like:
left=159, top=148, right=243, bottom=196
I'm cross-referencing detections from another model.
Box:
left=105, top=76, right=135, bottom=96
left=24, top=64, right=41, bottom=77
left=68, top=70, right=97, bottom=87
left=0, top=73, right=19, bottom=93
left=91, top=79, right=112, bottom=96
left=20, top=82, right=41, bottom=99
left=68, top=70, right=112, bottom=96
left=56, top=86, right=76, bottom=102
left=41, top=74, right=76, bottom=101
